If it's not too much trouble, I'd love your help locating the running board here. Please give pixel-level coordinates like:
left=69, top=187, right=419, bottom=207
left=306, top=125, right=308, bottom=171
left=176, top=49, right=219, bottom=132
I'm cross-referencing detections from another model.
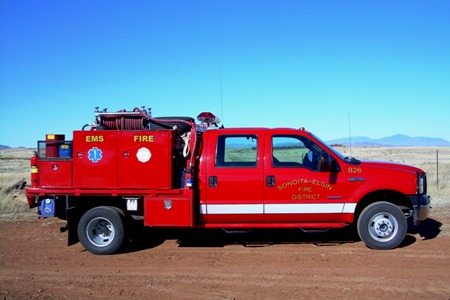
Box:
left=220, top=228, right=254, bottom=234
left=297, top=227, right=332, bottom=234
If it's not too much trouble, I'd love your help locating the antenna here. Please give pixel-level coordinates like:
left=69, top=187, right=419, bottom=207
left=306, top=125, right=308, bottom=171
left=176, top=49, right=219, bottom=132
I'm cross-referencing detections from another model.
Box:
left=348, top=112, right=352, bottom=155
left=219, top=63, right=224, bottom=123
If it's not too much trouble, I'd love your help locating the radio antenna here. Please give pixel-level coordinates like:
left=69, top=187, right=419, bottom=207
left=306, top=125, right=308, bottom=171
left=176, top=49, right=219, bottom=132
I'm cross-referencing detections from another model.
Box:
left=348, top=112, right=352, bottom=155
left=219, top=63, right=224, bottom=123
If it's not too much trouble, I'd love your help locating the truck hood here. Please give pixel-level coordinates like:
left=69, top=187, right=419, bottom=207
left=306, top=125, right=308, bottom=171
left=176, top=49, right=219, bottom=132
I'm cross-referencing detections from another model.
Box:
left=344, top=159, right=424, bottom=196
left=358, top=160, right=422, bottom=174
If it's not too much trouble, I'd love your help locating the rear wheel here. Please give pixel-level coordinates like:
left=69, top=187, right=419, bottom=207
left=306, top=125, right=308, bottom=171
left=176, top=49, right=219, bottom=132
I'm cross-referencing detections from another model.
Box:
left=78, top=206, right=125, bottom=255
left=357, top=202, right=407, bottom=250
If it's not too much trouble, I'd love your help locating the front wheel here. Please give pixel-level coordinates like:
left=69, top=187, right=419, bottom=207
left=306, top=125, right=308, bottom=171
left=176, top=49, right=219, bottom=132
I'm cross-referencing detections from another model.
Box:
left=78, top=206, right=125, bottom=255
left=357, top=202, right=407, bottom=250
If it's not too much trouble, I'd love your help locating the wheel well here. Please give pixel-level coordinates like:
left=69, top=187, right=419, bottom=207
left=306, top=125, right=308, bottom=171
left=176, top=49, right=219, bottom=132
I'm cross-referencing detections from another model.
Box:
left=354, top=190, right=412, bottom=223
left=65, top=196, right=134, bottom=246
left=66, top=196, right=129, bottom=215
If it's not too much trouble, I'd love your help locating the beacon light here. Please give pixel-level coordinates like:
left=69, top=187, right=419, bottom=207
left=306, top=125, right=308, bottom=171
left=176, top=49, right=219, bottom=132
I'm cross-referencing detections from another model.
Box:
left=197, top=112, right=220, bottom=125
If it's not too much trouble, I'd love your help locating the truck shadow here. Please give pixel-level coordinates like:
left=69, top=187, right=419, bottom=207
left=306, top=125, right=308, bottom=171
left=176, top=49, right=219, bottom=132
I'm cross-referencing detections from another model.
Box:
left=408, top=218, right=442, bottom=240
left=123, top=218, right=442, bottom=253
left=179, top=228, right=359, bottom=248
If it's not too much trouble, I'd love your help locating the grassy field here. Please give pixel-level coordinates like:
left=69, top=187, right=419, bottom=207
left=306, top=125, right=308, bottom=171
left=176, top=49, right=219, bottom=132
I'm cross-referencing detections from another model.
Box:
left=0, top=146, right=448, bottom=220
left=0, top=148, right=35, bottom=220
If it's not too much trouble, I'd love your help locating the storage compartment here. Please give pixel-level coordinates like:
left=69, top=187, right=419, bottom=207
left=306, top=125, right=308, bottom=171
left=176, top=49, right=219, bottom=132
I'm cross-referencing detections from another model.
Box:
left=118, top=130, right=174, bottom=189
left=38, top=161, right=72, bottom=187
left=72, top=131, right=118, bottom=188
left=144, top=195, right=193, bottom=227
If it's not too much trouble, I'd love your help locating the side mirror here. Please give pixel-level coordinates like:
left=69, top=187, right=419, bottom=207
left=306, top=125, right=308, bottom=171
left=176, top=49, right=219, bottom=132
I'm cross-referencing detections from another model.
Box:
left=319, top=153, right=340, bottom=172
left=319, top=153, right=330, bottom=172
left=330, top=159, right=341, bottom=172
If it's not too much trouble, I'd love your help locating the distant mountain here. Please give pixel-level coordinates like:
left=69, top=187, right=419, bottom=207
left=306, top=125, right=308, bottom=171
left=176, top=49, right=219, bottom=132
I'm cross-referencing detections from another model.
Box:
left=327, top=134, right=450, bottom=147
left=0, top=144, right=11, bottom=150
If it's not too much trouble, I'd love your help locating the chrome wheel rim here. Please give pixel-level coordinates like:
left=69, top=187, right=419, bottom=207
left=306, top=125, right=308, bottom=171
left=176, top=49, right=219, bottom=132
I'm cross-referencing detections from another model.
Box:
left=368, top=212, right=399, bottom=242
left=86, top=217, right=115, bottom=247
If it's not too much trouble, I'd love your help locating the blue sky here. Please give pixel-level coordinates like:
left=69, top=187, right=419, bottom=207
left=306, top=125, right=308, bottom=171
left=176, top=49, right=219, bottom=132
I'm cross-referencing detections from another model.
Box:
left=1, top=1, right=449, bottom=147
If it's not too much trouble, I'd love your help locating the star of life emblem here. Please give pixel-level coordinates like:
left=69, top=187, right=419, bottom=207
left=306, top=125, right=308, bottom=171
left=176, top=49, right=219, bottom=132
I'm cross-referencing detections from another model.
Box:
left=88, top=147, right=103, bottom=163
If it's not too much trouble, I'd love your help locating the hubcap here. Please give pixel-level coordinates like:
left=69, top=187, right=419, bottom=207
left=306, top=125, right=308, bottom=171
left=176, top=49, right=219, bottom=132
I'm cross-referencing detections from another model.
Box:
left=86, top=217, right=115, bottom=247
left=368, top=213, right=398, bottom=242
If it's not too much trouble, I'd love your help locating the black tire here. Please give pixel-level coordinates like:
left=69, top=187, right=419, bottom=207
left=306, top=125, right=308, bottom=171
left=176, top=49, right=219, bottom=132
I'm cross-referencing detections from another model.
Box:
left=77, top=206, right=125, bottom=255
left=357, top=201, right=407, bottom=250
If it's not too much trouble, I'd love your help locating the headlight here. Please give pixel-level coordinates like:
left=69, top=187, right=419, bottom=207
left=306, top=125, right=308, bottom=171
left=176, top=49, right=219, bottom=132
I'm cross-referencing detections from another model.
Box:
left=417, top=173, right=427, bottom=194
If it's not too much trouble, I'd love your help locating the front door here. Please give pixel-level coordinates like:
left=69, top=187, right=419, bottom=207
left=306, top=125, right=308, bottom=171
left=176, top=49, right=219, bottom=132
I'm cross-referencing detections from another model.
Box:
left=264, top=133, right=347, bottom=223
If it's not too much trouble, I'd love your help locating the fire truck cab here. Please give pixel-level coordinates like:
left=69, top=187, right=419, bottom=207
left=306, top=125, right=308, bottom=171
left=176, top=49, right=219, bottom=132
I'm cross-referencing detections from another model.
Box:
left=26, top=107, right=431, bottom=254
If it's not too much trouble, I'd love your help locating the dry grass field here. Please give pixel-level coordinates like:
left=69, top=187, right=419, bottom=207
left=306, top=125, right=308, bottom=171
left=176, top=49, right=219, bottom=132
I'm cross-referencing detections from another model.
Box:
left=0, top=148, right=35, bottom=220
left=337, top=146, right=450, bottom=224
left=1, top=146, right=449, bottom=299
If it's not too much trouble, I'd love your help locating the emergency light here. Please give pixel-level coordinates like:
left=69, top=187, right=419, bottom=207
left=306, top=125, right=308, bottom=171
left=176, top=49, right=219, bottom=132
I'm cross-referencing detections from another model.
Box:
left=197, top=112, right=220, bottom=126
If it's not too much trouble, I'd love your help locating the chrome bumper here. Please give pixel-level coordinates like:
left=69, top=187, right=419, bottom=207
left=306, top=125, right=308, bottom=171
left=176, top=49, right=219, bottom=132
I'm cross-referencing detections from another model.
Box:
left=408, top=194, right=431, bottom=224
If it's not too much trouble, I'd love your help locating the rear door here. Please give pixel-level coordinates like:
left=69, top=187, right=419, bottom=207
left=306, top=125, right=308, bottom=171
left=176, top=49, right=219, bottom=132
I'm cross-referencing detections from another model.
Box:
left=201, top=130, right=264, bottom=223
left=264, top=131, right=347, bottom=222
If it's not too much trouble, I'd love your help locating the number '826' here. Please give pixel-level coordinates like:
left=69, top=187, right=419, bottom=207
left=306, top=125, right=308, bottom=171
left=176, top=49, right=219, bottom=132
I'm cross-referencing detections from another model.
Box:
left=348, top=167, right=362, bottom=174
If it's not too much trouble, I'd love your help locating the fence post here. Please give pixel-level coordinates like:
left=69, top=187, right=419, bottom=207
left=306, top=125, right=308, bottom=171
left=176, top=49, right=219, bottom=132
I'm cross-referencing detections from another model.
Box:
left=436, top=149, right=439, bottom=190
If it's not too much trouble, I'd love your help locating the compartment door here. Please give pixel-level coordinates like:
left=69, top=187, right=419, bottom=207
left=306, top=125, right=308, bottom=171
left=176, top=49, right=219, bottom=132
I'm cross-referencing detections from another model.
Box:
left=118, top=131, right=173, bottom=189
left=73, top=131, right=118, bottom=188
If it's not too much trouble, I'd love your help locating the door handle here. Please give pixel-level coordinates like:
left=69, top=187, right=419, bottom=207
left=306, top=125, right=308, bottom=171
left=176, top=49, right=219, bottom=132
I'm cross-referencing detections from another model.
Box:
left=266, top=175, right=275, bottom=187
left=209, top=176, right=218, bottom=187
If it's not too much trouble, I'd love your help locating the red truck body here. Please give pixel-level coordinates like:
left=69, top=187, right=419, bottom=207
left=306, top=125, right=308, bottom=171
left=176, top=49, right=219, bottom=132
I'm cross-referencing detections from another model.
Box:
left=26, top=108, right=431, bottom=254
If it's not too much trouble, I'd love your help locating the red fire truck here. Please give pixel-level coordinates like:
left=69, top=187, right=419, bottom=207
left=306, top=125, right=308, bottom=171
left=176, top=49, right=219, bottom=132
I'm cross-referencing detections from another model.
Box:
left=26, top=107, right=431, bottom=254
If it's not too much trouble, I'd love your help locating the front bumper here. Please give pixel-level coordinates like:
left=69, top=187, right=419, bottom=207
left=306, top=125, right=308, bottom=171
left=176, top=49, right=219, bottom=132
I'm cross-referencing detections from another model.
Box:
left=408, top=194, right=431, bottom=224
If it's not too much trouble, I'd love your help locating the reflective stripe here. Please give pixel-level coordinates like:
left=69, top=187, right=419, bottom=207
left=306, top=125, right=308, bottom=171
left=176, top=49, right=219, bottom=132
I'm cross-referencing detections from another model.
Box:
left=201, top=204, right=263, bottom=215
left=200, top=203, right=357, bottom=215
left=265, top=203, right=343, bottom=214
left=343, top=203, right=357, bottom=213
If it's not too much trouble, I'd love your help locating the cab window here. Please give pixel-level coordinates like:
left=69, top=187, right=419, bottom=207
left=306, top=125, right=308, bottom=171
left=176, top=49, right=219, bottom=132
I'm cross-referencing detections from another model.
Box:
left=216, top=135, right=258, bottom=167
left=272, top=136, right=323, bottom=170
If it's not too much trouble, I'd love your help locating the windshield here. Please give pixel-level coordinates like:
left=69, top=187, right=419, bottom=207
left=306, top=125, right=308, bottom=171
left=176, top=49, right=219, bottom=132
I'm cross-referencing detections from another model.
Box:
left=308, top=132, right=359, bottom=163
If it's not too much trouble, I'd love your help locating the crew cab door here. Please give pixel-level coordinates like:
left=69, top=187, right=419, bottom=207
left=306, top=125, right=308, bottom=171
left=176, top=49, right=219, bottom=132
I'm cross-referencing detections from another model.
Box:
left=200, top=130, right=264, bottom=223
left=264, top=132, right=347, bottom=222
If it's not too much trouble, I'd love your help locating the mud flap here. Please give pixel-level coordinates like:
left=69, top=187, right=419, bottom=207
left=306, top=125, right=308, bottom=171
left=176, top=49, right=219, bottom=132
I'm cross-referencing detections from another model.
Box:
left=66, top=206, right=80, bottom=246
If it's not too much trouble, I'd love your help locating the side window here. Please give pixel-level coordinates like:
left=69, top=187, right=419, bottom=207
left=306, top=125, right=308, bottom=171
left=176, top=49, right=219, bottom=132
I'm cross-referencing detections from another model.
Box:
left=216, top=135, right=258, bottom=167
left=272, top=136, right=322, bottom=170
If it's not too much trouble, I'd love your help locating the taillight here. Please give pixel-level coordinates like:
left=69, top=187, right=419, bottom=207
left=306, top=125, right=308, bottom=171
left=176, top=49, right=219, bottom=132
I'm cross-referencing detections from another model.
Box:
left=30, top=152, right=39, bottom=188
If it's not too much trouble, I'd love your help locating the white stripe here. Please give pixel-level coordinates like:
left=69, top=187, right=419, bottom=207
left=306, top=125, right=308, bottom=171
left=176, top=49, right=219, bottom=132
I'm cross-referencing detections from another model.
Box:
left=203, top=204, right=264, bottom=215
left=265, top=203, right=343, bottom=214
left=200, top=204, right=207, bottom=214
left=200, top=203, right=356, bottom=215
left=343, top=203, right=357, bottom=213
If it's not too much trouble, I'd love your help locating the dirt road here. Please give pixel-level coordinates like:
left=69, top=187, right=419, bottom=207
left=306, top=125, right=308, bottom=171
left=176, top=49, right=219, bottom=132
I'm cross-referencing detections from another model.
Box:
left=1, top=214, right=449, bottom=300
